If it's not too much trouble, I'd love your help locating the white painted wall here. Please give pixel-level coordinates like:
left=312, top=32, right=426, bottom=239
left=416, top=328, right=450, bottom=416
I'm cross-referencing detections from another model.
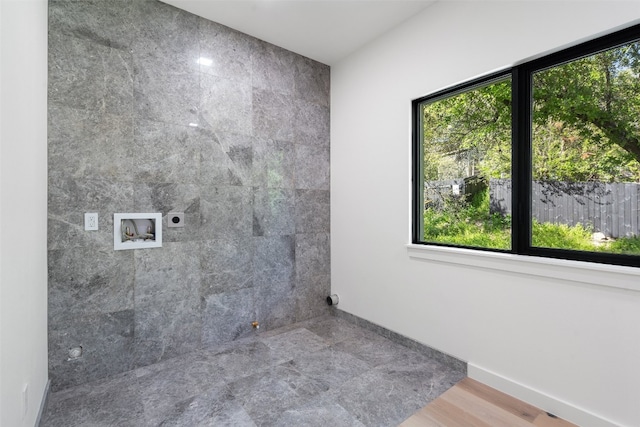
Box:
left=331, top=2, right=640, bottom=426
left=0, top=0, right=49, bottom=426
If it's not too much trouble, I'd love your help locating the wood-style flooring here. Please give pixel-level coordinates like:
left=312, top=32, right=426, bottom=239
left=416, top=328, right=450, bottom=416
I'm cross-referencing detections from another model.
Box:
left=399, top=378, right=578, bottom=427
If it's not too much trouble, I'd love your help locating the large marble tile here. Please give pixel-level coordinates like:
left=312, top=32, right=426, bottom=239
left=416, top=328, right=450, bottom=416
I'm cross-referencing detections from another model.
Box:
left=373, top=349, right=466, bottom=399
left=132, top=346, right=212, bottom=378
left=132, top=119, right=201, bottom=184
left=252, top=188, right=295, bottom=237
left=254, top=235, right=295, bottom=284
left=48, top=248, right=134, bottom=320
left=151, top=384, right=256, bottom=427
left=296, top=232, right=330, bottom=284
left=49, top=32, right=134, bottom=114
left=295, top=143, right=330, bottom=190
left=130, top=0, right=200, bottom=73
left=48, top=177, right=135, bottom=250
left=295, top=275, right=331, bottom=321
left=136, top=354, right=228, bottom=425
left=286, top=346, right=371, bottom=391
left=270, top=361, right=330, bottom=399
left=304, top=317, right=370, bottom=346
left=199, top=73, right=252, bottom=135
left=133, top=242, right=201, bottom=306
left=48, top=310, right=134, bottom=391
left=133, top=182, right=201, bottom=243
left=203, top=339, right=282, bottom=384
left=333, top=310, right=467, bottom=375
left=40, top=371, right=144, bottom=427
left=133, top=242, right=202, bottom=366
left=133, top=56, right=200, bottom=127
left=295, top=189, right=330, bottom=233
left=47, top=215, right=108, bottom=254
left=49, top=0, right=136, bottom=51
left=200, top=185, right=253, bottom=240
left=228, top=369, right=307, bottom=427
left=200, top=131, right=254, bottom=186
left=251, top=41, right=296, bottom=95
left=294, top=56, right=330, bottom=108
left=254, top=316, right=328, bottom=340
left=48, top=104, right=134, bottom=182
left=201, top=287, right=256, bottom=347
left=332, top=331, right=416, bottom=368
left=326, top=369, right=428, bottom=427
left=198, top=19, right=255, bottom=84
left=252, top=139, right=295, bottom=189
left=252, top=89, right=296, bottom=141
left=273, top=398, right=365, bottom=427
left=332, top=309, right=395, bottom=341
left=200, top=237, right=254, bottom=297
left=48, top=177, right=133, bottom=229
left=255, top=278, right=296, bottom=331
left=260, top=328, right=328, bottom=361
left=294, top=99, right=330, bottom=146
left=133, top=298, right=202, bottom=368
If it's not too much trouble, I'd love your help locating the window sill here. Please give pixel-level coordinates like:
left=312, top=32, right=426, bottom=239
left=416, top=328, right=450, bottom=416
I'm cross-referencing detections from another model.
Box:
left=406, top=244, right=640, bottom=292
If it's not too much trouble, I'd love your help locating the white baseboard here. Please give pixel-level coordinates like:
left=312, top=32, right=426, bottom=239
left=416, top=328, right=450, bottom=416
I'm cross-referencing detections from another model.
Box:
left=468, top=363, right=623, bottom=427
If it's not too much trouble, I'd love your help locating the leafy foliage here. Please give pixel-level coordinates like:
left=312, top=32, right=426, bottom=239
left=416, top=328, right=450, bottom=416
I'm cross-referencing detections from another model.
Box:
left=424, top=188, right=640, bottom=254
left=421, top=41, right=640, bottom=183
left=534, top=43, right=640, bottom=167
left=422, top=79, right=511, bottom=181
left=420, top=38, right=640, bottom=254
left=423, top=188, right=511, bottom=249
left=532, top=119, right=640, bottom=182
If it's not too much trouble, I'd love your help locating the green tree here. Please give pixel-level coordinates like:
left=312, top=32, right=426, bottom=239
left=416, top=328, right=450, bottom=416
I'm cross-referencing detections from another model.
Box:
left=422, top=40, right=640, bottom=183
left=422, top=78, right=511, bottom=181
left=533, top=42, right=640, bottom=165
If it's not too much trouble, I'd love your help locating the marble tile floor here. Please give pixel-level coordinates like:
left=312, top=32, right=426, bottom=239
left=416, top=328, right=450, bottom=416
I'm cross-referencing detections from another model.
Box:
left=41, top=315, right=466, bottom=427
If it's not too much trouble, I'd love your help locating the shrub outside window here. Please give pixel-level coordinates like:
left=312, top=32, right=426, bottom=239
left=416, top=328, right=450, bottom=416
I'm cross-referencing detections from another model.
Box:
left=412, top=24, right=640, bottom=267
left=418, top=76, right=512, bottom=250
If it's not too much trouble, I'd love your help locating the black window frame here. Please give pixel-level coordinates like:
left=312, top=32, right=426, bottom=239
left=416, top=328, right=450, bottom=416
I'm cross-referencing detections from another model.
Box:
left=412, top=23, right=640, bottom=268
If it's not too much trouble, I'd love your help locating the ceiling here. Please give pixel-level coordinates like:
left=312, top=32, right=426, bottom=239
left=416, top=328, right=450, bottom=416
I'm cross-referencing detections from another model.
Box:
left=161, top=0, right=436, bottom=65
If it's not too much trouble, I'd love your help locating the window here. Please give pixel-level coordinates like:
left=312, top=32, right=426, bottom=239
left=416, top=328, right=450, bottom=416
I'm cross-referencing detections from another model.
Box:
left=417, top=74, right=512, bottom=250
left=412, top=24, right=640, bottom=268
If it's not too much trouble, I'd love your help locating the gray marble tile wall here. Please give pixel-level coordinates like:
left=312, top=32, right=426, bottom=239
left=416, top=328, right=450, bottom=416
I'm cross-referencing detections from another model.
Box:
left=48, top=0, right=330, bottom=392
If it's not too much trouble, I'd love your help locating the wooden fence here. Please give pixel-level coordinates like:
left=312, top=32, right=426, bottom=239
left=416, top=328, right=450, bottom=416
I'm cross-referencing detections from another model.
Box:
left=490, top=179, right=640, bottom=238
left=425, top=179, right=640, bottom=238
left=424, top=177, right=486, bottom=210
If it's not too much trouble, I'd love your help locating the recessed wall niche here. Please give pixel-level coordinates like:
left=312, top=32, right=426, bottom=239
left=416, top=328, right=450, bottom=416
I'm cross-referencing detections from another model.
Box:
left=113, top=213, right=162, bottom=250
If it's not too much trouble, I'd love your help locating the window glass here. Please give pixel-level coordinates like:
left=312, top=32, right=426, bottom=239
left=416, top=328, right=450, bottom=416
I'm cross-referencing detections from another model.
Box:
left=532, top=41, right=640, bottom=255
left=419, top=77, right=512, bottom=249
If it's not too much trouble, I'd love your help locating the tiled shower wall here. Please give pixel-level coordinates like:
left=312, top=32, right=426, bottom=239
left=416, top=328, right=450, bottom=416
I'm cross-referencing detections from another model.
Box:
left=48, top=0, right=330, bottom=391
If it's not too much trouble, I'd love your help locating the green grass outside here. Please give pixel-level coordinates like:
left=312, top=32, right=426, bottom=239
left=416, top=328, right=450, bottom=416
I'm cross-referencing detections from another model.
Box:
left=423, top=189, right=640, bottom=255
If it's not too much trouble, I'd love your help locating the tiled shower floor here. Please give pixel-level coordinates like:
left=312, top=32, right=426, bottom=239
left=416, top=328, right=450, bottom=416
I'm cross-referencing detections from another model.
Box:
left=41, top=315, right=465, bottom=427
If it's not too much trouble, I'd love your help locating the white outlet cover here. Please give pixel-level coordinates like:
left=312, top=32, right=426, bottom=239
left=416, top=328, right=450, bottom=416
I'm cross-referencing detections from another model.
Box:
left=84, top=212, right=98, bottom=230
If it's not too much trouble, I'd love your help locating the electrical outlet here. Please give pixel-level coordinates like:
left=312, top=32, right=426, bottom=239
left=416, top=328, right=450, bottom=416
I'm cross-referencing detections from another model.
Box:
left=85, top=213, right=98, bottom=231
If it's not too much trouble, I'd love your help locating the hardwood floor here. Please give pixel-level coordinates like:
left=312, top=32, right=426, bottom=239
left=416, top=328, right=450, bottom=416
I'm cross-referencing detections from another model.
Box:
left=399, top=378, right=578, bottom=427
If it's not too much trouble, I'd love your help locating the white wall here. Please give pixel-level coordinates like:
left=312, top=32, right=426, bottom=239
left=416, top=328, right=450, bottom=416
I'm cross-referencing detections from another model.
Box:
left=331, top=2, right=640, bottom=426
left=0, top=0, right=49, bottom=426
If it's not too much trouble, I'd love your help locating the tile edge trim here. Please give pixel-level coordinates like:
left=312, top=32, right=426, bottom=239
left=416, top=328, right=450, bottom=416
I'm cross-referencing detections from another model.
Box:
left=330, top=307, right=467, bottom=374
